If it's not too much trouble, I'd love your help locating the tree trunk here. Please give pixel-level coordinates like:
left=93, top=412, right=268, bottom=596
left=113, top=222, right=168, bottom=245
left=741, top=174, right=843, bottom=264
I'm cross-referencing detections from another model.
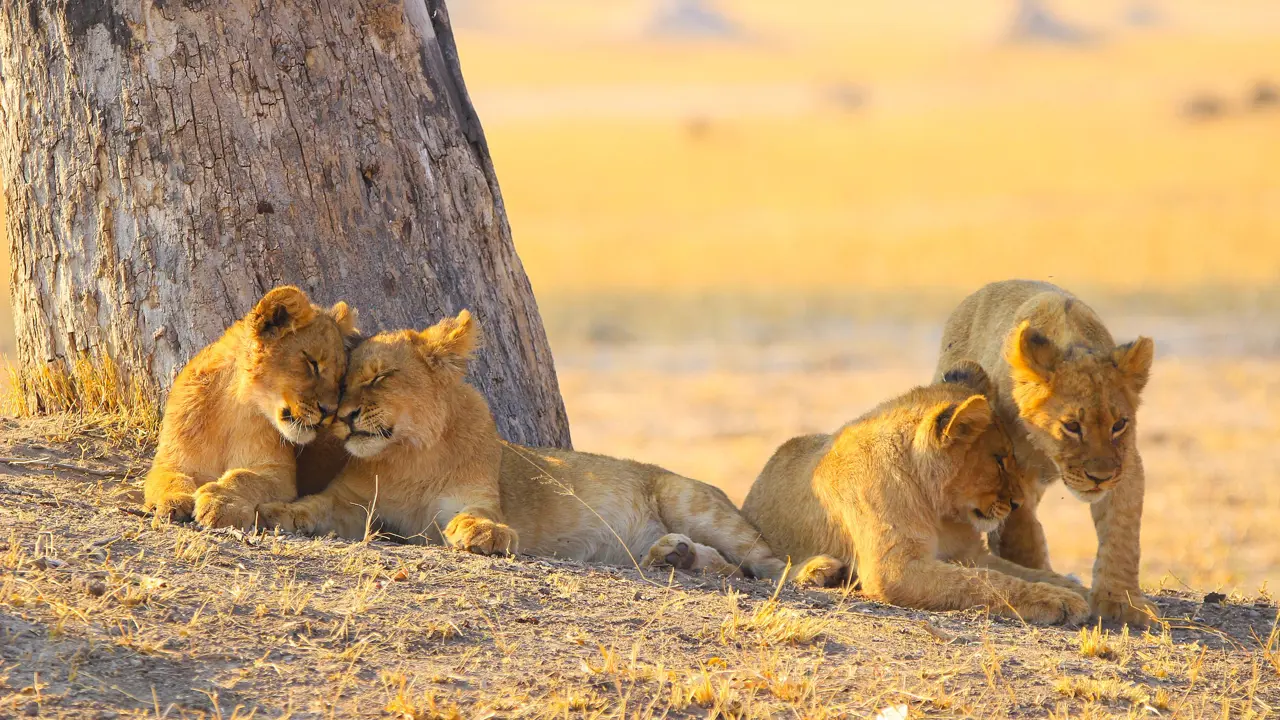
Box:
left=0, top=0, right=571, bottom=448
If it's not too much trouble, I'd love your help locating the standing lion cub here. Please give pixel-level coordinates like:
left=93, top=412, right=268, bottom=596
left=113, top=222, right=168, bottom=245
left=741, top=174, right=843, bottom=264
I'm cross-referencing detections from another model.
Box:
left=742, top=365, right=1089, bottom=624
left=258, top=311, right=789, bottom=581
left=936, top=279, right=1155, bottom=626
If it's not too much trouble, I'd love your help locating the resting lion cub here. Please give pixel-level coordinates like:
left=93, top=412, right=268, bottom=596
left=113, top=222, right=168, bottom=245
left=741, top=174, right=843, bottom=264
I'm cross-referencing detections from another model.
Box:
left=144, top=286, right=358, bottom=528
left=936, top=279, right=1155, bottom=626
left=742, top=365, right=1089, bottom=624
left=258, top=311, right=788, bottom=581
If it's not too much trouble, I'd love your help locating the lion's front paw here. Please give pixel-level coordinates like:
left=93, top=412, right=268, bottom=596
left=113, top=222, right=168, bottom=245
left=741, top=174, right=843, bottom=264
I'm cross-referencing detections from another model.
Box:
left=258, top=502, right=315, bottom=534
left=444, top=513, right=519, bottom=555
left=193, top=484, right=258, bottom=529
left=1091, top=586, right=1157, bottom=627
left=147, top=492, right=196, bottom=523
left=1014, top=584, right=1090, bottom=625
left=791, top=555, right=846, bottom=588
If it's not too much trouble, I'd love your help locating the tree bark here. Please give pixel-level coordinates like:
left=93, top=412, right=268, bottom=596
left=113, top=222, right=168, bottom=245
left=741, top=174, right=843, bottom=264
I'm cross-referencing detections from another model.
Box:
left=0, top=0, right=571, bottom=448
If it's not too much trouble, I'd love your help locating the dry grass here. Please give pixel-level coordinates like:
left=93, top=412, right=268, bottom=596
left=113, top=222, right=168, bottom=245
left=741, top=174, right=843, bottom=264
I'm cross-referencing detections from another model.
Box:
left=1, top=353, right=159, bottom=447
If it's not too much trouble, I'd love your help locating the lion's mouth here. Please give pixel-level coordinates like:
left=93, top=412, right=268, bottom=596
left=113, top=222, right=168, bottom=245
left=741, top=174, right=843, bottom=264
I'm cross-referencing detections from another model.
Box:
left=348, top=426, right=394, bottom=440
left=969, top=508, right=1003, bottom=533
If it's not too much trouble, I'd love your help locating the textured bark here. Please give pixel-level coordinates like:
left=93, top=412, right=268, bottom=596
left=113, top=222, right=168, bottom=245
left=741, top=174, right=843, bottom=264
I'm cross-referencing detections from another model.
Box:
left=0, top=0, right=571, bottom=448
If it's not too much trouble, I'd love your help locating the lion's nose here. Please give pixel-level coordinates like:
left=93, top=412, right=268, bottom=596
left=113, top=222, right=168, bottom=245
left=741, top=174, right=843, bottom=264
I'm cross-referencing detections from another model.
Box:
left=319, top=404, right=335, bottom=419
left=340, top=408, right=360, bottom=427
left=1085, top=470, right=1115, bottom=484
left=1010, top=500, right=1022, bottom=511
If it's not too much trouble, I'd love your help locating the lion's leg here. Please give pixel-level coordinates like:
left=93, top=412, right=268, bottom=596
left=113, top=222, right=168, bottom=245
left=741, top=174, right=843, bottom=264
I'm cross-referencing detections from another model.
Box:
left=143, top=468, right=203, bottom=522
left=194, top=465, right=294, bottom=529
left=971, top=553, right=1087, bottom=597
left=1089, top=453, right=1157, bottom=627
left=988, top=503, right=1053, bottom=571
left=258, top=471, right=373, bottom=540
left=643, top=533, right=742, bottom=577
left=652, top=474, right=788, bottom=581
left=864, top=553, right=1088, bottom=625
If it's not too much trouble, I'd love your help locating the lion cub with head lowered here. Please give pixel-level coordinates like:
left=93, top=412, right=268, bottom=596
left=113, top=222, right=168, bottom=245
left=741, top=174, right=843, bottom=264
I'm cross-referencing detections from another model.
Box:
left=258, top=311, right=788, bottom=580
left=742, top=365, right=1088, bottom=624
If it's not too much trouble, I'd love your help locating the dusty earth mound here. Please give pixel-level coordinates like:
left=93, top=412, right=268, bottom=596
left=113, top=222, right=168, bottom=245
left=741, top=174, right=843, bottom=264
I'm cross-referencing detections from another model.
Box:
left=0, top=419, right=1276, bottom=718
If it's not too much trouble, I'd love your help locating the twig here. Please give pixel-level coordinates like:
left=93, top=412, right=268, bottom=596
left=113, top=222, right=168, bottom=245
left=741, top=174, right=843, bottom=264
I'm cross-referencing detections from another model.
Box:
left=0, top=456, right=143, bottom=478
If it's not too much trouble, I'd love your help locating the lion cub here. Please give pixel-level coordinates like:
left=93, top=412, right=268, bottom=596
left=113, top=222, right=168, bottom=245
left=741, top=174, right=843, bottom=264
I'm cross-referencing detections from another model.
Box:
left=742, top=365, right=1089, bottom=624
left=258, top=311, right=788, bottom=581
left=144, top=287, right=358, bottom=529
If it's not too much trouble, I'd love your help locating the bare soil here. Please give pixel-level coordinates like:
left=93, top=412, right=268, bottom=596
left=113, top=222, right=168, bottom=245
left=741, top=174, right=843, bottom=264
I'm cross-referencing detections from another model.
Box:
left=1, top=419, right=1277, bottom=719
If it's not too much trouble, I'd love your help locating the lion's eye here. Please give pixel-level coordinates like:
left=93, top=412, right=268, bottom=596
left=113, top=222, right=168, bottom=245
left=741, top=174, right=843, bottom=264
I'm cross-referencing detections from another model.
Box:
left=303, top=354, right=320, bottom=377
left=1112, top=418, right=1128, bottom=435
left=994, top=455, right=1006, bottom=471
left=1062, top=421, right=1082, bottom=437
left=368, top=371, right=392, bottom=388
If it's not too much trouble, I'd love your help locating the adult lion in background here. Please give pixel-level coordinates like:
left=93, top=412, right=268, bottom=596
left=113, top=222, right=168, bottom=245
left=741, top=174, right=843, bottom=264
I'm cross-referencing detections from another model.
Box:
left=144, top=286, right=359, bottom=529
left=258, top=311, right=789, bottom=582
left=936, top=279, right=1155, bottom=626
left=742, top=363, right=1088, bottom=625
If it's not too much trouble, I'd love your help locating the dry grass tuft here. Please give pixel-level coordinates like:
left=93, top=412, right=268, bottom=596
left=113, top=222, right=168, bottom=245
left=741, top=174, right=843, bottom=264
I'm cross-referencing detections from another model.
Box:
left=1077, top=623, right=1131, bottom=662
left=2, top=353, right=159, bottom=446
left=382, top=671, right=464, bottom=720
left=719, top=592, right=826, bottom=646
left=1053, top=675, right=1152, bottom=706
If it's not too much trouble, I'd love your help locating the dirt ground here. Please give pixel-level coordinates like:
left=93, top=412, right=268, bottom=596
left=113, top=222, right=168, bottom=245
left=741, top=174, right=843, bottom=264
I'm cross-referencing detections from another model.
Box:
left=1, top=418, right=1277, bottom=719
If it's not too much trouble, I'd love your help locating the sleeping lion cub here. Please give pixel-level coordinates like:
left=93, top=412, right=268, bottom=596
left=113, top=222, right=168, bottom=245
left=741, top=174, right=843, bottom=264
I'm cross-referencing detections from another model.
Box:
left=258, top=311, right=788, bottom=580
left=144, top=286, right=358, bottom=528
left=742, top=364, right=1089, bottom=624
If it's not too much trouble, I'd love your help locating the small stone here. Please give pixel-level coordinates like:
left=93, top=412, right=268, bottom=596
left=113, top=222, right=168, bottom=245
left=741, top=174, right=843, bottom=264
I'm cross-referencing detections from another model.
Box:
left=24, top=701, right=40, bottom=716
left=1204, top=592, right=1227, bottom=604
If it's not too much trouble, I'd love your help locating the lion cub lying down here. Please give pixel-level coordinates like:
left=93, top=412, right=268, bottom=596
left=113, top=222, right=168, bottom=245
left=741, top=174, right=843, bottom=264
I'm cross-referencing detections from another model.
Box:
left=144, top=286, right=357, bottom=528
left=258, top=311, right=788, bottom=581
left=742, top=364, right=1089, bottom=624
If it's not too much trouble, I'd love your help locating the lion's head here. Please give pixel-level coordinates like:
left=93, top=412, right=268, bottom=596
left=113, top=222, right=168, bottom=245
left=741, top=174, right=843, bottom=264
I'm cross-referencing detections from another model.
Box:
left=924, top=362, right=1025, bottom=533
left=1005, top=320, right=1153, bottom=503
left=240, top=286, right=359, bottom=445
left=333, top=310, right=478, bottom=459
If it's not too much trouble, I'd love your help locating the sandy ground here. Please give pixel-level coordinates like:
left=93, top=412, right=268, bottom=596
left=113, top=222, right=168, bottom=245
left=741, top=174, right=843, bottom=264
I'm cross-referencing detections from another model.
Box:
left=0, top=418, right=1277, bottom=718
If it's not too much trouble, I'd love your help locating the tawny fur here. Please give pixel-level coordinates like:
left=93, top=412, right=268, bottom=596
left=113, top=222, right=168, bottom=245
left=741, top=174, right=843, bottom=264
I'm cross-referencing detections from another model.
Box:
left=742, top=366, right=1089, bottom=625
left=258, top=311, right=788, bottom=581
left=935, top=279, right=1156, bottom=626
left=143, top=287, right=359, bottom=529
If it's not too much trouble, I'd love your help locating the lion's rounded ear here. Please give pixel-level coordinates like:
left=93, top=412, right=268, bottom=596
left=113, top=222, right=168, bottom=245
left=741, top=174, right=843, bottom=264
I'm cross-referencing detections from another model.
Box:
left=415, top=309, right=479, bottom=372
left=928, top=395, right=992, bottom=448
left=250, top=286, right=316, bottom=339
left=329, top=302, right=361, bottom=348
left=1113, top=336, right=1153, bottom=396
left=1005, top=320, right=1059, bottom=386
left=941, top=360, right=991, bottom=396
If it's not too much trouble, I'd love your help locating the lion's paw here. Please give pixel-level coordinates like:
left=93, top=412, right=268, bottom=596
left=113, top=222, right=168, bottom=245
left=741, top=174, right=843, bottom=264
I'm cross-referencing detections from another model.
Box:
left=644, top=533, right=696, bottom=570
left=791, top=555, right=846, bottom=588
left=1091, top=586, right=1157, bottom=627
left=444, top=513, right=519, bottom=555
left=147, top=492, right=196, bottom=523
left=258, top=502, right=314, bottom=534
left=1015, top=584, right=1090, bottom=625
left=193, top=484, right=258, bottom=529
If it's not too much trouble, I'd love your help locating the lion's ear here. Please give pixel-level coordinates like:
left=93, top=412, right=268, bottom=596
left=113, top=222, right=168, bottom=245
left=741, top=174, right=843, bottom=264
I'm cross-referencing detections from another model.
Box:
left=1005, top=320, right=1059, bottom=386
left=928, top=395, right=992, bottom=448
left=328, top=302, right=361, bottom=349
left=414, top=309, right=479, bottom=372
left=1113, top=336, right=1153, bottom=396
left=941, top=360, right=991, bottom=396
left=251, top=286, right=316, bottom=339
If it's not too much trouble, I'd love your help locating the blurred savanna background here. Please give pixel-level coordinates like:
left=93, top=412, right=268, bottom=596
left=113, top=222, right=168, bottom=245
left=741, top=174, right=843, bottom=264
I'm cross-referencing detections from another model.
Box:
left=6, top=0, right=1280, bottom=592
